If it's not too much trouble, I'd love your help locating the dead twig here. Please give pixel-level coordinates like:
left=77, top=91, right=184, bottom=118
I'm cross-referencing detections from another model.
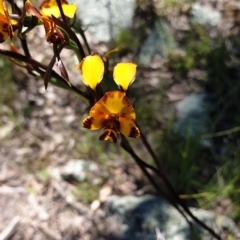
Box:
left=0, top=216, right=20, bottom=240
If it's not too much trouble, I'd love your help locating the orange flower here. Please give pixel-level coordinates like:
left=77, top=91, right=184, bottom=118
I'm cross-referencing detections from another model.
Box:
left=82, top=91, right=140, bottom=143
left=25, top=0, right=65, bottom=43
left=0, top=0, right=14, bottom=42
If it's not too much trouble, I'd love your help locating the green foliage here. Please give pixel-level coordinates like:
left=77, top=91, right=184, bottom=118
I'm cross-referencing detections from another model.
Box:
left=155, top=124, right=202, bottom=193
left=116, top=28, right=139, bottom=52
left=26, top=155, right=51, bottom=173
left=196, top=140, right=240, bottom=220
left=187, top=24, right=212, bottom=56
left=37, top=169, right=50, bottom=182
left=168, top=51, right=195, bottom=76
left=73, top=181, right=99, bottom=204
left=150, top=45, right=240, bottom=219
left=135, top=96, right=160, bottom=131
left=168, top=24, right=212, bottom=76
left=74, top=129, right=130, bottom=165
left=155, top=0, right=195, bottom=16
left=0, top=56, right=16, bottom=107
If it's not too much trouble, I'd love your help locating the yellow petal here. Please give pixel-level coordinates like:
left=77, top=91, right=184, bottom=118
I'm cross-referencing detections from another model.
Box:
left=0, top=0, right=4, bottom=15
left=120, top=119, right=140, bottom=138
left=0, top=0, right=8, bottom=16
left=40, top=4, right=77, bottom=18
left=61, top=4, right=77, bottom=18
left=113, top=62, right=137, bottom=91
left=99, top=128, right=118, bottom=143
left=97, top=91, right=136, bottom=118
left=78, top=54, right=104, bottom=90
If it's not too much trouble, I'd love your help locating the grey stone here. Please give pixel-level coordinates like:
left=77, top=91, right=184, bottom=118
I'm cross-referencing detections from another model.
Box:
left=174, top=93, right=211, bottom=147
left=61, top=159, right=98, bottom=182
left=73, top=0, right=136, bottom=42
left=104, top=195, right=238, bottom=240
left=191, top=3, right=221, bottom=27
left=139, top=19, right=176, bottom=65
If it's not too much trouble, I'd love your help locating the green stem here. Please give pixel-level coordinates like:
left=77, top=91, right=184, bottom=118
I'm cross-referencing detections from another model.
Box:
left=201, top=126, right=240, bottom=138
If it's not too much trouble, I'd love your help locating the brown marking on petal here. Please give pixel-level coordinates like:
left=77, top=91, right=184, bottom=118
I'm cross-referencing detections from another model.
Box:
left=103, top=114, right=121, bottom=132
left=107, top=113, right=119, bottom=122
left=114, top=120, right=121, bottom=131
left=82, top=116, right=93, bottom=129
left=109, top=91, right=116, bottom=99
left=99, top=130, right=108, bottom=141
left=109, top=130, right=118, bottom=143
left=2, top=23, right=9, bottom=32
left=121, top=93, right=132, bottom=109
left=42, top=17, right=65, bottom=44
left=117, top=90, right=123, bottom=99
left=0, top=22, right=12, bottom=42
left=101, top=93, right=108, bottom=104
left=128, top=126, right=140, bottom=138
left=107, top=91, right=123, bottom=100
left=99, top=129, right=118, bottom=143
left=0, top=32, right=5, bottom=43
left=109, top=119, right=120, bottom=131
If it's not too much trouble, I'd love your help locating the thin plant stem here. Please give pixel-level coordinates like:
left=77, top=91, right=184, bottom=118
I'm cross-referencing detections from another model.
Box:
left=20, top=39, right=31, bottom=58
left=120, top=136, right=193, bottom=227
left=130, top=125, right=222, bottom=240
left=201, top=125, right=240, bottom=138
left=55, top=0, right=67, bottom=25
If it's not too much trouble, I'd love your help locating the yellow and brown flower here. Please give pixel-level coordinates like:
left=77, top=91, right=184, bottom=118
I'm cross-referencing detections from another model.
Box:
left=25, top=0, right=66, bottom=43
left=82, top=91, right=140, bottom=143
left=0, top=0, right=14, bottom=42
